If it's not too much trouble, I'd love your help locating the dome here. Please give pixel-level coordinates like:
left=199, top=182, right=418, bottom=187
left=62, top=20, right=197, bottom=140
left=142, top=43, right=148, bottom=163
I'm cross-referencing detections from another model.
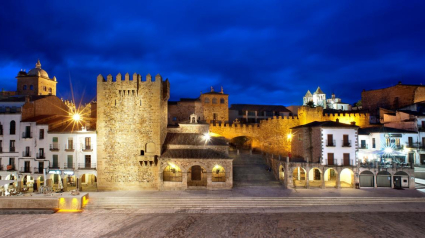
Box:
left=27, top=60, right=49, bottom=78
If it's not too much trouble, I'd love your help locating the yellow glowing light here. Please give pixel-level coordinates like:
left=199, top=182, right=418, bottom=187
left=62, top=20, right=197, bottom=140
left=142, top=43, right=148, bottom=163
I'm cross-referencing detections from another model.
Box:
left=203, top=133, right=211, bottom=142
left=72, top=113, right=81, bottom=121
left=169, top=163, right=176, bottom=169
left=82, top=196, right=89, bottom=207
left=208, top=132, right=222, bottom=137
left=57, top=209, right=82, bottom=213
left=287, top=134, right=292, bottom=140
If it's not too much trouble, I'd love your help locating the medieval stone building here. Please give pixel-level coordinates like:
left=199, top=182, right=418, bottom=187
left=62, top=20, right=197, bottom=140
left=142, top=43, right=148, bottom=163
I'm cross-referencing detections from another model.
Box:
left=16, top=60, right=57, bottom=96
left=168, top=87, right=228, bottom=124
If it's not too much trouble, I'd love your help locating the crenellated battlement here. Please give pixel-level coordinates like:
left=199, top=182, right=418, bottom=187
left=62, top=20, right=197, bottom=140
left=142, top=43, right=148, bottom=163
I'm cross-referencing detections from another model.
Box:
left=97, top=73, right=165, bottom=84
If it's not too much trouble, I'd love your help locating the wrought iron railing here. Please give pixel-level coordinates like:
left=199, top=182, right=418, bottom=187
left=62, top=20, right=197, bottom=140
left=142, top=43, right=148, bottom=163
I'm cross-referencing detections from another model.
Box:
left=78, top=163, right=97, bottom=169
left=326, top=140, right=336, bottom=147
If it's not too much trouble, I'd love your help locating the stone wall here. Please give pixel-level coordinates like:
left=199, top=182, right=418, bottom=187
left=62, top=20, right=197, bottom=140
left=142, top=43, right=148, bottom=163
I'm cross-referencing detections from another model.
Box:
left=21, top=96, right=68, bottom=120
left=96, top=73, right=169, bottom=191
left=168, top=100, right=202, bottom=124
left=361, top=84, right=425, bottom=114
left=210, top=106, right=370, bottom=156
left=167, top=124, right=209, bottom=134
left=290, top=127, right=322, bottom=163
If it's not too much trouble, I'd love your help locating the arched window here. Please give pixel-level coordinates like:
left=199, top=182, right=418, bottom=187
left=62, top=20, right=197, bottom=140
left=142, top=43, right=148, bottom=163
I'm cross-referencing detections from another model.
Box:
left=220, top=98, right=225, bottom=104
left=23, top=85, right=27, bottom=90
left=212, top=98, right=218, bottom=104
left=204, top=98, right=210, bottom=103
left=43, top=86, right=47, bottom=91
left=49, top=88, right=52, bottom=93
left=9, top=120, right=15, bottom=135
left=30, top=85, right=34, bottom=90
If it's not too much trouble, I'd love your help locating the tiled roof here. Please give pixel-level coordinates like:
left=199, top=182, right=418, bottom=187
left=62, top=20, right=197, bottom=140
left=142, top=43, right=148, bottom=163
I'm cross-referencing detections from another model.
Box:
left=160, top=149, right=229, bottom=159
left=358, top=126, right=416, bottom=135
left=164, top=133, right=228, bottom=146
left=291, top=121, right=359, bottom=129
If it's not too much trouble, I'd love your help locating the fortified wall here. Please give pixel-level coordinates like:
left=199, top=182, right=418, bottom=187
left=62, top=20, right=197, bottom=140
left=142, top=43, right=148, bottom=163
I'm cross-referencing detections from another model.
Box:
left=210, top=106, right=369, bottom=155
left=96, top=73, right=169, bottom=191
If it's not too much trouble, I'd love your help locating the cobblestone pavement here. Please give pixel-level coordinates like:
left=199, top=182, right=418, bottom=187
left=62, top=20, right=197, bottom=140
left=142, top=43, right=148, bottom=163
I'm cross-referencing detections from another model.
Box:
left=0, top=211, right=424, bottom=237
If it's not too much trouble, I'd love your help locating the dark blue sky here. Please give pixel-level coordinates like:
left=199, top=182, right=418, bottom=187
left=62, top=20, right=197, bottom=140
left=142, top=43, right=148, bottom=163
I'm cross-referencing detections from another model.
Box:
left=1, top=1, right=425, bottom=106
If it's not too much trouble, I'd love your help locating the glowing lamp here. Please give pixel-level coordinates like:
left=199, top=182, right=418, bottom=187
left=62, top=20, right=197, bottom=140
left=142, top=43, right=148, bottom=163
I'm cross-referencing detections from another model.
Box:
left=72, top=113, right=81, bottom=121
left=384, top=147, right=392, bottom=154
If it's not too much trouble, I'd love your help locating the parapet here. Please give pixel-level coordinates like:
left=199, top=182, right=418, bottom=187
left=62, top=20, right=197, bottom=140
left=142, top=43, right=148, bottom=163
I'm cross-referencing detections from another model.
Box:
left=97, top=73, right=164, bottom=84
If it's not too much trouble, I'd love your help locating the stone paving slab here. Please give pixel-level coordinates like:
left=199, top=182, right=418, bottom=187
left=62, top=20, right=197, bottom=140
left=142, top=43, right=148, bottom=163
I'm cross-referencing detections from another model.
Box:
left=1, top=211, right=425, bottom=237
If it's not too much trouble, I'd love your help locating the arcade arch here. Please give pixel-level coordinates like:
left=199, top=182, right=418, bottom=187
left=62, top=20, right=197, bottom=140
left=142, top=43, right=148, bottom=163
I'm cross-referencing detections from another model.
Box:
left=340, top=168, right=354, bottom=188
left=309, top=167, right=322, bottom=188
left=292, top=167, right=306, bottom=188
left=324, top=168, right=337, bottom=188
left=187, top=165, right=207, bottom=187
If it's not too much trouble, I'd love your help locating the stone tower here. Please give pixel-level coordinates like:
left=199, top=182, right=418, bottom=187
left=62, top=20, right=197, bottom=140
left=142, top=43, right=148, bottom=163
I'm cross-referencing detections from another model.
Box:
left=199, top=86, right=229, bottom=123
left=16, top=60, right=57, bottom=96
left=96, top=73, right=170, bottom=191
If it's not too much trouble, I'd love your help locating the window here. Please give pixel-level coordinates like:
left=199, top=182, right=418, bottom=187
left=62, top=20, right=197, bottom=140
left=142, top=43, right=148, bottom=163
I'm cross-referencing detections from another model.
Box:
left=422, top=121, right=425, bottom=129
left=49, top=88, right=52, bottom=93
left=408, top=137, right=413, bottom=147
left=372, top=138, right=376, bottom=148
left=220, top=98, right=225, bottom=104
left=361, top=140, right=366, bottom=149
left=85, top=137, right=91, bottom=149
left=25, top=146, right=30, bottom=156
left=39, top=129, right=44, bottom=139
left=9, top=140, right=15, bottom=152
left=212, top=98, right=218, bottom=104
left=9, top=121, right=15, bottom=135
left=43, top=86, right=47, bottom=91
left=0, top=124, right=3, bottom=135
left=23, top=85, right=27, bottom=90
left=172, top=117, right=177, bottom=121
left=67, top=155, right=73, bottom=168
left=52, top=155, right=58, bottom=168
left=327, top=134, right=334, bottom=146
left=204, top=98, right=210, bottom=103
left=343, top=135, right=350, bottom=147
left=343, top=153, right=350, bottom=166
left=30, top=85, right=34, bottom=90
left=85, top=155, right=91, bottom=168
left=248, top=111, right=255, bottom=116
left=328, top=153, right=334, bottom=165
left=39, top=148, right=44, bottom=158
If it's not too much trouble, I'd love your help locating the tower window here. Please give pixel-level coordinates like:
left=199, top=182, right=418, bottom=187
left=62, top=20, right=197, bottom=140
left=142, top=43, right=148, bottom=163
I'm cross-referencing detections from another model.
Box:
left=212, top=98, right=218, bottom=104
left=204, top=98, right=210, bottom=103
left=23, top=85, right=27, bottom=90
left=220, top=98, right=225, bottom=104
left=30, top=85, right=34, bottom=90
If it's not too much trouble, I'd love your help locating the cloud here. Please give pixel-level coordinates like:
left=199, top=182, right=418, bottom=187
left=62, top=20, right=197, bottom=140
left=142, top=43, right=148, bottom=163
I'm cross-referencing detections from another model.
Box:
left=1, top=0, right=425, bottom=107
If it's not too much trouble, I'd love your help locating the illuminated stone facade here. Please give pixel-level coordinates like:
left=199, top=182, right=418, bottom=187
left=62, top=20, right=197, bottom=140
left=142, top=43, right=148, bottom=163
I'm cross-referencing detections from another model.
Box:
left=168, top=87, right=229, bottom=124
left=96, top=73, right=169, bottom=191
left=210, top=106, right=370, bottom=156
left=16, top=60, right=57, bottom=96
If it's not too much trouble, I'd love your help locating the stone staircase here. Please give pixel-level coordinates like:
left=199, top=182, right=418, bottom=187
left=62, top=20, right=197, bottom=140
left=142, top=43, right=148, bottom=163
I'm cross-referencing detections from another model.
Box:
left=232, top=151, right=280, bottom=187
left=84, top=196, right=425, bottom=210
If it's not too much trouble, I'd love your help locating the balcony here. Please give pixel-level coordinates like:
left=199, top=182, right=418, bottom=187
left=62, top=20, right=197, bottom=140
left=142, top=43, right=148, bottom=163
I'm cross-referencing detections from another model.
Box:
left=9, top=147, right=15, bottom=152
left=64, top=144, right=75, bottom=152
left=63, top=163, right=74, bottom=169
left=342, top=140, right=351, bottom=147
left=22, top=151, right=31, bottom=157
left=326, top=140, right=335, bottom=147
left=6, top=165, right=15, bottom=171
left=360, top=144, right=368, bottom=149
left=405, top=142, right=419, bottom=148
left=36, top=153, right=45, bottom=159
left=49, top=144, right=59, bottom=151
left=82, top=145, right=93, bottom=152
left=394, top=145, right=403, bottom=150
left=49, top=164, right=60, bottom=169
left=22, top=132, right=32, bottom=139
left=78, top=163, right=97, bottom=170
left=20, top=167, right=31, bottom=173
left=34, top=167, right=44, bottom=174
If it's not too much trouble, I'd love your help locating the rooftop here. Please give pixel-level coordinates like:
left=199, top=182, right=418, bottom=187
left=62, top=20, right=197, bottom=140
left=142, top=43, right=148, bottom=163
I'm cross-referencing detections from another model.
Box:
left=160, top=149, right=229, bottom=159
left=164, top=133, right=228, bottom=146
left=291, top=121, right=359, bottom=129
left=358, top=126, right=417, bottom=135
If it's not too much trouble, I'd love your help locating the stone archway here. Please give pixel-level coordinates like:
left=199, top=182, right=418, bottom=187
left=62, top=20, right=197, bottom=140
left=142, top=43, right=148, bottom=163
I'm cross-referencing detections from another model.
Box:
left=80, top=174, right=97, bottom=192
left=292, top=167, right=306, bottom=188
left=309, top=167, right=322, bottom=188
left=340, top=168, right=355, bottom=188
left=377, top=171, right=391, bottom=187
left=278, top=165, right=285, bottom=181
left=359, top=170, right=374, bottom=187
left=163, top=164, right=182, bottom=182
left=212, top=165, right=226, bottom=182
left=324, top=168, right=337, bottom=188
left=187, top=165, right=207, bottom=187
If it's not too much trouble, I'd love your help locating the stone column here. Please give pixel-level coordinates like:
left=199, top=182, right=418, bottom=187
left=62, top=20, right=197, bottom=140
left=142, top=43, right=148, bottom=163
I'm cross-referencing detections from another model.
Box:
left=321, top=169, right=325, bottom=189
left=373, top=172, right=377, bottom=188
left=336, top=168, right=341, bottom=189
left=306, top=166, right=310, bottom=189
left=284, top=157, right=289, bottom=189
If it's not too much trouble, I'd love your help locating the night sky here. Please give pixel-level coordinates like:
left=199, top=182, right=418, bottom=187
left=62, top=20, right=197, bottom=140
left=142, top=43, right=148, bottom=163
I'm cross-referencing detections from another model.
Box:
left=1, top=1, right=425, bottom=106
